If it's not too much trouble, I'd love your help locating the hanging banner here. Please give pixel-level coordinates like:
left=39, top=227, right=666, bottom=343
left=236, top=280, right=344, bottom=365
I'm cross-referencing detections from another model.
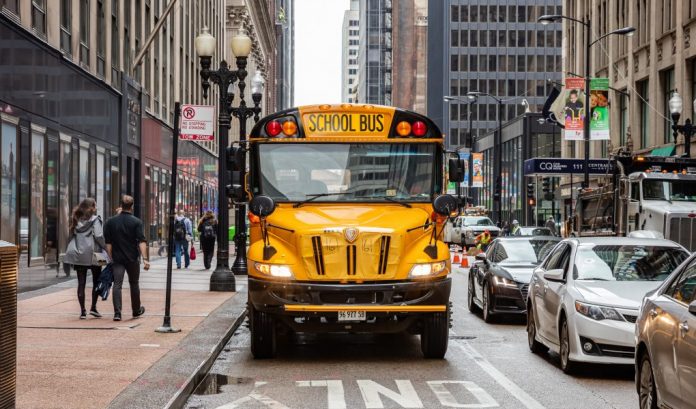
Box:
left=472, top=153, right=483, bottom=188
left=459, top=151, right=470, bottom=187
left=590, top=78, right=610, bottom=140
left=562, top=77, right=586, bottom=141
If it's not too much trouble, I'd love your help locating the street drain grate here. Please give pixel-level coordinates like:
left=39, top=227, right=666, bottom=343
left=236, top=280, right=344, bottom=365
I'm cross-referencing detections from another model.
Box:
left=192, top=374, right=253, bottom=395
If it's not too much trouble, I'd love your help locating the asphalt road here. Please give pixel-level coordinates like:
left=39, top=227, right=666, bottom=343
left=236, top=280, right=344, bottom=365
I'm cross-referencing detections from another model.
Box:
left=184, top=267, right=637, bottom=409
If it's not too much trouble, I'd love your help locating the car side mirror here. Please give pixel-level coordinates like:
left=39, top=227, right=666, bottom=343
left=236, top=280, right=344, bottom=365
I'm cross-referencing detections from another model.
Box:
left=475, top=253, right=486, bottom=262
left=690, top=300, right=696, bottom=316
left=543, top=268, right=565, bottom=283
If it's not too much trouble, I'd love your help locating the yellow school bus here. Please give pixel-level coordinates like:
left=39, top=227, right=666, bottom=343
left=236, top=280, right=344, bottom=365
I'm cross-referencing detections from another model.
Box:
left=242, top=104, right=461, bottom=359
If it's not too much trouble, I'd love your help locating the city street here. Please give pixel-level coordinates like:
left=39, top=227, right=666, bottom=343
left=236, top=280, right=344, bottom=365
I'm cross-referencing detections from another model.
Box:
left=184, top=265, right=636, bottom=409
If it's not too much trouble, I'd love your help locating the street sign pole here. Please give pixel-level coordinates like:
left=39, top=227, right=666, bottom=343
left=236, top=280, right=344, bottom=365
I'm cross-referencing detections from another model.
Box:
left=156, top=102, right=181, bottom=334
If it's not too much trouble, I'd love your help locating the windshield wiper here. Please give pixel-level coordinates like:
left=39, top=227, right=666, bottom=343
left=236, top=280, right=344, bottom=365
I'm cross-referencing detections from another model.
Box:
left=355, top=195, right=412, bottom=208
left=293, top=192, right=353, bottom=208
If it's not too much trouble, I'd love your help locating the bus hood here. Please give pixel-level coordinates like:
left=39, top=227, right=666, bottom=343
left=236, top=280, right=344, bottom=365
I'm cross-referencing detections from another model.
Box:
left=269, top=204, right=432, bottom=231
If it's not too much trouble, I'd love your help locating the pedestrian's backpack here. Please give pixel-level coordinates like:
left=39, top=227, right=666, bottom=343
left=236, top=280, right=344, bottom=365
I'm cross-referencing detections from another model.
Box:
left=174, top=219, right=186, bottom=241
left=202, top=223, right=215, bottom=241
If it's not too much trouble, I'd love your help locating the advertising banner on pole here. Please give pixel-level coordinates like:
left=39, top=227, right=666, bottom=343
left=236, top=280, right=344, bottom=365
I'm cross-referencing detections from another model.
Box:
left=590, top=78, right=610, bottom=140
left=562, top=77, right=586, bottom=141
left=459, top=151, right=470, bottom=187
left=180, top=104, right=215, bottom=140
left=472, top=153, right=483, bottom=188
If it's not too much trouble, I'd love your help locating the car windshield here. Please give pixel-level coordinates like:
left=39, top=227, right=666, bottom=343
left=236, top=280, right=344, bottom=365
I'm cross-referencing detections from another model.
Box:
left=499, top=239, right=560, bottom=263
left=463, top=217, right=495, bottom=227
left=257, top=143, right=437, bottom=203
left=574, top=244, right=688, bottom=281
left=642, top=179, right=696, bottom=201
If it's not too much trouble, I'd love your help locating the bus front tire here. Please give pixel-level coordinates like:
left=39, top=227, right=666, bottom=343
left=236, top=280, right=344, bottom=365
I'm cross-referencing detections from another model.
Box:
left=250, top=305, right=276, bottom=359
left=421, top=310, right=449, bottom=359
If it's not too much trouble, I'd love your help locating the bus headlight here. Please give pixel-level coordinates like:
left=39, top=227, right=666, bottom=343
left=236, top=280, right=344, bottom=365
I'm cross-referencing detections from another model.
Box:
left=255, top=263, right=294, bottom=278
left=409, top=261, right=447, bottom=277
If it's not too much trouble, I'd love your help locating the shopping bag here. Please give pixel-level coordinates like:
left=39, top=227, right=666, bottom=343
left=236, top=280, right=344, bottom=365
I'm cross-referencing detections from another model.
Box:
left=190, top=246, right=197, bottom=260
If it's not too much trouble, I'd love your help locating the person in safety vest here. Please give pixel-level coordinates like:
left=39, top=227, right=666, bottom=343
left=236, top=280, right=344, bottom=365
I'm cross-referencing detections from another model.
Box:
left=475, top=230, right=492, bottom=251
left=510, top=220, right=521, bottom=236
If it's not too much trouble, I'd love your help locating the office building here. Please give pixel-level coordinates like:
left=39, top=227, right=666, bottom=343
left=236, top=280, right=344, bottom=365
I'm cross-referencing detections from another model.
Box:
left=341, top=0, right=359, bottom=103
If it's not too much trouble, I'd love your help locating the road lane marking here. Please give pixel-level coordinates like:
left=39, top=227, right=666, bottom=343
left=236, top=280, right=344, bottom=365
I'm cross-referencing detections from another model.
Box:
left=215, top=381, right=291, bottom=409
left=297, top=380, right=347, bottom=409
left=453, top=341, right=546, bottom=409
left=357, top=380, right=424, bottom=408
left=427, top=381, right=498, bottom=408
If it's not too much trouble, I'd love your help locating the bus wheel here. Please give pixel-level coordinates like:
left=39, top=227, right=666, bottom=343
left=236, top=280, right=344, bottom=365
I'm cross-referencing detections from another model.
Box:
left=421, top=309, right=449, bottom=359
left=250, top=305, right=276, bottom=359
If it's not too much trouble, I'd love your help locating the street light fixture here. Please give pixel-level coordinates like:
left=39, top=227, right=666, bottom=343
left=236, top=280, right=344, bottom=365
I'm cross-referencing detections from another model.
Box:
left=538, top=14, right=634, bottom=189
left=195, top=27, right=262, bottom=291
left=669, top=91, right=696, bottom=158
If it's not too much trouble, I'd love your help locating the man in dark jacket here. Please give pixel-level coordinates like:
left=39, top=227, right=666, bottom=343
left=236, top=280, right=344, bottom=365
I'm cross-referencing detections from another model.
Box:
left=104, top=195, right=149, bottom=321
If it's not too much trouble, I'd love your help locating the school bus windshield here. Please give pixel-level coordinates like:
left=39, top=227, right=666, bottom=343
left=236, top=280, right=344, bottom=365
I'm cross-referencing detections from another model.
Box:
left=256, top=143, right=437, bottom=203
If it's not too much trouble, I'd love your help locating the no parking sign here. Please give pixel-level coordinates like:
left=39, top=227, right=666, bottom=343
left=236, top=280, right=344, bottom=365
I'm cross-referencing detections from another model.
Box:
left=180, top=105, right=215, bottom=140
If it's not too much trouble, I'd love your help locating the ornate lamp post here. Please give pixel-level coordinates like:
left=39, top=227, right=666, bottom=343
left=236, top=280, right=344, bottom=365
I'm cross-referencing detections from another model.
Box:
left=669, top=92, right=696, bottom=158
left=194, top=27, right=261, bottom=290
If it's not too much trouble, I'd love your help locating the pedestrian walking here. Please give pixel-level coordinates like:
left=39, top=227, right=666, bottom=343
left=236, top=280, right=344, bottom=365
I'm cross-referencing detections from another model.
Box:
left=545, top=216, right=557, bottom=236
left=173, top=209, right=193, bottom=269
left=197, top=210, right=217, bottom=269
left=104, top=195, right=149, bottom=321
left=63, top=198, right=106, bottom=319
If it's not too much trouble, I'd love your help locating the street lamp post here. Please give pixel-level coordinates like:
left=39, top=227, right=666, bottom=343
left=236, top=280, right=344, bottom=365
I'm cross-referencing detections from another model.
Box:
left=539, top=15, right=634, bottom=189
left=669, top=92, right=696, bottom=158
left=195, top=27, right=259, bottom=290
left=443, top=95, right=477, bottom=205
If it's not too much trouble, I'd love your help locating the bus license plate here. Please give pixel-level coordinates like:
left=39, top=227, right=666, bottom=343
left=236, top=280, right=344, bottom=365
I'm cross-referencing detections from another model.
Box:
left=337, top=311, right=366, bottom=321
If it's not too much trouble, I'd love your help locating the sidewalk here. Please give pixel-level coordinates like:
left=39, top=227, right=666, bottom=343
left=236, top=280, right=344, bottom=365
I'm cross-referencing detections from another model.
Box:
left=15, top=256, right=248, bottom=409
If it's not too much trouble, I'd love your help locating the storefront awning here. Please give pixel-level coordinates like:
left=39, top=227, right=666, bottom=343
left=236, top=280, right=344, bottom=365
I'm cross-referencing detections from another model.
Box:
left=524, top=158, right=614, bottom=176
left=650, top=144, right=675, bottom=156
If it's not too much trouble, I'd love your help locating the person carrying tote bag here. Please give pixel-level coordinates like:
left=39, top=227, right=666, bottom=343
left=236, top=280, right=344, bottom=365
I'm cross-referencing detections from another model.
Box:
left=63, top=198, right=106, bottom=319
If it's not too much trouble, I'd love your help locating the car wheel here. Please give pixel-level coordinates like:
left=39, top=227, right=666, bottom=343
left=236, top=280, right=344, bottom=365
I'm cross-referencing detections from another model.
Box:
left=527, top=304, right=548, bottom=354
left=421, top=308, right=449, bottom=359
left=559, top=317, right=577, bottom=374
left=482, top=282, right=494, bottom=323
left=250, top=304, right=276, bottom=359
left=467, top=275, right=480, bottom=313
left=639, top=354, right=658, bottom=409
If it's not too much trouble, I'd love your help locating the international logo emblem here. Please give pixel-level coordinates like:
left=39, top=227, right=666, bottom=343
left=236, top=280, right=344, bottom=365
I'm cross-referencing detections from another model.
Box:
left=344, top=227, right=359, bottom=243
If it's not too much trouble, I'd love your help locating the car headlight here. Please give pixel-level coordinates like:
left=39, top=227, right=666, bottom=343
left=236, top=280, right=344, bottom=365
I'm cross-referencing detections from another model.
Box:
left=492, top=276, right=518, bottom=288
left=575, top=301, right=624, bottom=321
left=255, top=262, right=294, bottom=278
left=409, top=261, right=447, bottom=278
left=465, top=230, right=475, bottom=238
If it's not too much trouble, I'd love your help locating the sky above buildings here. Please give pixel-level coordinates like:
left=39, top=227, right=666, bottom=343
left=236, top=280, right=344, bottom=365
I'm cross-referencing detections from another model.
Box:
left=294, top=0, right=349, bottom=106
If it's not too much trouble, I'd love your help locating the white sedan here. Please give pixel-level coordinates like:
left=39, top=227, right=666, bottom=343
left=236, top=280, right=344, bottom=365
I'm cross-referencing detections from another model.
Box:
left=525, top=237, right=688, bottom=373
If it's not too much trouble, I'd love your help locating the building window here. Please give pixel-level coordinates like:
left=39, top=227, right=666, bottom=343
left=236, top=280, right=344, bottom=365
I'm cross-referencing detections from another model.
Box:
left=112, top=0, right=120, bottom=82
left=451, top=30, right=458, bottom=47
left=80, top=0, right=90, bottom=67
left=1, top=122, right=18, bottom=243
left=450, top=5, right=459, bottom=22
left=638, top=79, right=650, bottom=148
left=662, top=69, right=675, bottom=144
left=97, top=0, right=106, bottom=77
left=1, top=0, right=19, bottom=14
left=60, top=0, right=72, bottom=55
left=31, top=0, right=46, bottom=36
left=662, top=0, right=675, bottom=33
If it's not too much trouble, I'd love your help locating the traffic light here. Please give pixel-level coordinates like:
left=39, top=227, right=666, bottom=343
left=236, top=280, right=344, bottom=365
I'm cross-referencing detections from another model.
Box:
left=542, top=178, right=550, bottom=194
left=526, top=183, right=534, bottom=198
left=226, top=146, right=244, bottom=171
left=226, top=170, right=247, bottom=203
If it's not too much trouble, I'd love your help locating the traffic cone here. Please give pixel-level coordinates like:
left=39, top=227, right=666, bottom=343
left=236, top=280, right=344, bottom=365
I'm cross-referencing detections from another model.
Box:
left=453, top=252, right=461, bottom=264
left=460, top=254, right=469, bottom=268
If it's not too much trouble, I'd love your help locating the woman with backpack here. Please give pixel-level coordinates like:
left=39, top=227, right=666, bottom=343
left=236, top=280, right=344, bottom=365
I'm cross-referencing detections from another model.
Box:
left=197, top=211, right=217, bottom=269
left=63, top=198, right=107, bottom=319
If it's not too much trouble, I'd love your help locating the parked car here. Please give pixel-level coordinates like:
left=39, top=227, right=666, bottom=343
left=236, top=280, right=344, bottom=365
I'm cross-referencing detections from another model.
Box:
left=635, top=253, right=696, bottom=409
left=468, top=236, right=560, bottom=322
left=444, top=216, right=500, bottom=248
left=525, top=237, right=689, bottom=374
left=516, top=227, right=553, bottom=237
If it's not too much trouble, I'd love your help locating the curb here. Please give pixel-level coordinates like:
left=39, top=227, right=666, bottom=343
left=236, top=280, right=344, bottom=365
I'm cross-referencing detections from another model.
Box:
left=106, top=291, right=248, bottom=409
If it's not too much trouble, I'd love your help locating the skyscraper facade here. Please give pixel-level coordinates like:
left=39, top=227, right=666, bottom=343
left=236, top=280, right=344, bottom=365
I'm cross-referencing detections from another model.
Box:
left=358, top=0, right=392, bottom=105
left=341, top=0, right=360, bottom=103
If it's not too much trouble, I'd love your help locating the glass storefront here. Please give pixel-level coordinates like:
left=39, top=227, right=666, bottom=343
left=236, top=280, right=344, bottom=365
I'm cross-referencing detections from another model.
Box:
left=30, top=129, right=45, bottom=263
left=1, top=121, right=17, bottom=243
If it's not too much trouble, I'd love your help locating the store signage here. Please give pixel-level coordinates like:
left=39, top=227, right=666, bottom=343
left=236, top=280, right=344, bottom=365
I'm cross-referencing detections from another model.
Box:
left=180, top=105, right=215, bottom=141
left=524, top=158, right=614, bottom=175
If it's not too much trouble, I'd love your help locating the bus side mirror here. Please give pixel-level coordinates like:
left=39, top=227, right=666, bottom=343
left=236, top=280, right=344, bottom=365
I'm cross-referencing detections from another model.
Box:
left=249, top=195, right=276, bottom=217
left=448, top=158, right=465, bottom=183
left=433, top=194, right=459, bottom=216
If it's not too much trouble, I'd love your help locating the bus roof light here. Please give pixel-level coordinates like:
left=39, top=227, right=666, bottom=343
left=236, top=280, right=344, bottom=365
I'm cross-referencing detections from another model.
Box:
left=282, top=120, right=298, bottom=136
left=266, top=120, right=282, bottom=137
left=396, top=121, right=411, bottom=136
left=412, top=121, right=427, bottom=136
